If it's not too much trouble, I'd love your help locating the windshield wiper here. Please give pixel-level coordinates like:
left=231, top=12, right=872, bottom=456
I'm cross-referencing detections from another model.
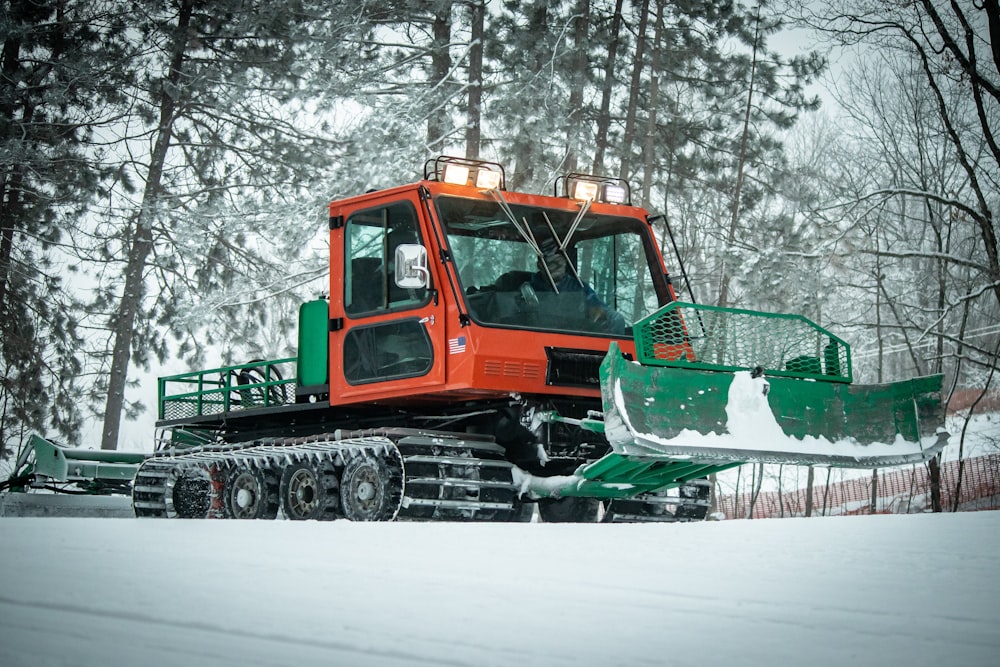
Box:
left=540, top=211, right=586, bottom=289
left=488, top=188, right=560, bottom=292
left=560, top=197, right=591, bottom=253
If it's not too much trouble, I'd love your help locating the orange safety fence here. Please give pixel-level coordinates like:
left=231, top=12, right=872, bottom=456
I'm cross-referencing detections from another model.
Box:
left=717, top=453, right=1000, bottom=519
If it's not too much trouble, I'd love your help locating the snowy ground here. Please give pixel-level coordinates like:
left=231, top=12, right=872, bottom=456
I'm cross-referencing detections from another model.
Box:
left=1, top=512, right=997, bottom=667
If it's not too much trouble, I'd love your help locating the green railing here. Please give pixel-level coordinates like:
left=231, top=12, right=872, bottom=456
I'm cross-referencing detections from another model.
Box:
left=633, top=302, right=852, bottom=383
left=158, top=358, right=297, bottom=421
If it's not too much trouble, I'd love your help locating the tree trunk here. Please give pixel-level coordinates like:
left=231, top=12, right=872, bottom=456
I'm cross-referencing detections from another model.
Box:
left=464, top=1, right=484, bottom=159
left=927, top=454, right=942, bottom=512
left=777, top=464, right=785, bottom=517
left=733, top=465, right=742, bottom=518
left=869, top=468, right=878, bottom=513
left=949, top=289, right=974, bottom=511
left=639, top=0, right=663, bottom=205
left=821, top=467, right=832, bottom=516
left=917, top=2, right=1000, bottom=313
left=0, top=15, right=24, bottom=315
left=953, top=348, right=999, bottom=511
left=717, top=3, right=760, bottom=309
left=875, top=227, right=884, bottom=383
left=0, top=166, right=23, bottom=314
left=747, top=463, right=764, bottom=519
left=592, top=0, right=623, bottom=175
left=509, top=2, right=548, bottom=190
left=906, top=465, right=917, bottom=513
left=427, top=2, right=453, bottom=153
left=564, top=0, right=590, bottom=173
left=0, top=0, right=70, bottom=315
left=617, top=0, right=650, bottom=183
left=101, top=0, right=194, bottom=450
left=709, top=472, right=718, bottom=515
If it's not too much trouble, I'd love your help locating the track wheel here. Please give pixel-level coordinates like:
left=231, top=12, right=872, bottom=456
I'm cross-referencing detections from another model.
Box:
left=506, top=499, right=536, bottom=522
left=279, top=461, right=338, bottom=521
left=226, top=465, right=279, bottom=520
left=537, top=496, right=600, bottom=523
left=340, top=454, right=396, bottom=521
left=675, top=479, right=711, bottom=521
left=166, top=467, right=213, bottom=519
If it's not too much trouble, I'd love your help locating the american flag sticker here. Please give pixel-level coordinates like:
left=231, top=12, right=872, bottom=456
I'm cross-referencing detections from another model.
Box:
left=448, top=335, right=467, bottom=354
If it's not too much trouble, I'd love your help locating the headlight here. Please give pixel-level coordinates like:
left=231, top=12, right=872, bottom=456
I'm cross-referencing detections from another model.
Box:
left=572, top=180, right=599, bottom=201
left=603, top=184, right=627, bottom=204
left=442, top=164, right=471, bottom=185
left=475, top=169, right=502, bottom=190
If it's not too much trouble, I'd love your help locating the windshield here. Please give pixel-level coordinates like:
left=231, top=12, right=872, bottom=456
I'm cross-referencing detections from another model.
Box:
left=436, top=195, right=667, bottom=337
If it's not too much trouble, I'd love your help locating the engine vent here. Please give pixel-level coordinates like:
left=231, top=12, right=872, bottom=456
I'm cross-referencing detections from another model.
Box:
left=545, top=347, right=606, bottom=388
left=483, top=359, right=542, bottom=379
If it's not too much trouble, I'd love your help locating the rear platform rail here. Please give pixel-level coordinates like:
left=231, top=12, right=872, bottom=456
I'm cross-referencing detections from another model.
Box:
left=158, top=358, right=297, bottom=421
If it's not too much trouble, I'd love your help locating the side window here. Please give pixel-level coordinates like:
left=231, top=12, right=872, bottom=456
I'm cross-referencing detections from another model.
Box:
left=343, top=319, right=433, bottom=385
left=344, top=201, right=427, bottom=315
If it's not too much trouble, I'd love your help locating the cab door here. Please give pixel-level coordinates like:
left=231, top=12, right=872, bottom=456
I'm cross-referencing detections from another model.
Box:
left=328, top=190, right=446, bottom=404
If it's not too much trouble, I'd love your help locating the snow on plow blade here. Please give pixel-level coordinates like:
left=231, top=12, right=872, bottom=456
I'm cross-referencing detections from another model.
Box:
left=601, top=303, right=948, bottom=468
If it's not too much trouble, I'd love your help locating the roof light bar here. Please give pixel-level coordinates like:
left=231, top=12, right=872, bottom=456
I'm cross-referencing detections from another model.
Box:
left=603, top=183, right=627, bottom=204
left=556, top=173, right=632, bottom=206
left=425, top=156, right=506, bottom=191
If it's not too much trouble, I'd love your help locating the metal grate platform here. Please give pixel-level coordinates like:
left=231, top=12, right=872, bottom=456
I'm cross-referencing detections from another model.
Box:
left=632, top=301, right=852, bottom=382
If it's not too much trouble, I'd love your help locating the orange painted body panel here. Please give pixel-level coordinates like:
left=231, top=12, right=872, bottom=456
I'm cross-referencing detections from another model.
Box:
left=443, top=323, right=638, bottom=398
left=325, top=179, right=672, bottom=409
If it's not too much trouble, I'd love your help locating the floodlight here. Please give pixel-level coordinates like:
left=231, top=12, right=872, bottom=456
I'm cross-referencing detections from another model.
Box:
left=572, top=180, right=599, bottom=201
left=475, top=169, right=502, bottom=190
left=604, top=184, right=627, bottom=204
left=442, top=164, right=470, bottom=185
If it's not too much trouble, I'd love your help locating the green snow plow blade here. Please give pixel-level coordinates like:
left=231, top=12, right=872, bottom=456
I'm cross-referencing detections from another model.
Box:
left=600, top=302, right=948, bottom=468
left=517, top=303, right=947, bottom=502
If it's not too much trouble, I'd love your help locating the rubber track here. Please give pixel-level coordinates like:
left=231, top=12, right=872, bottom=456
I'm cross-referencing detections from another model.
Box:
left=391, top=434, right=522, bottom=521
left=604, top=480, right=712, bottom=523
left=132, top=435, right=403, bottom=520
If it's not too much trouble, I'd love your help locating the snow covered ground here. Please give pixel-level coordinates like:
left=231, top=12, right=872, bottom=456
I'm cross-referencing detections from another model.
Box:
left=1, top=512, right=997, bottom=667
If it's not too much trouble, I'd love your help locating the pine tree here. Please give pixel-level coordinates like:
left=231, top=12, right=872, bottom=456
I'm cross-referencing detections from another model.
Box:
left=639, top=1, right=825, bottom=307
left=0, top=0, right=129, bottom=456
left=486, top=0, right=576, bottom=191
left=90, top=0, right=372, bottom=449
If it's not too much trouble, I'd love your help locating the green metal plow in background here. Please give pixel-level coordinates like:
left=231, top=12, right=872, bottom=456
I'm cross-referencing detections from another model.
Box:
left=4, top=434, right=146, bottom=493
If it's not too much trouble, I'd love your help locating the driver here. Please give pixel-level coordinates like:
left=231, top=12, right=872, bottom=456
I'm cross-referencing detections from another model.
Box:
left=530, top=245, right=625, bottom=334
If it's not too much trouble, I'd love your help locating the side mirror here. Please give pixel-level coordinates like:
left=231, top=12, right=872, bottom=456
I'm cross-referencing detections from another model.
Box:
left=394, top=243, right=430, bottom=289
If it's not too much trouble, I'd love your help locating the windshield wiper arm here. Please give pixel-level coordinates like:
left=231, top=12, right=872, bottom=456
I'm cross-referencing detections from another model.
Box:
left=488, top=188, right=559, bottom=292
left=541, top=211, right=584, bottom=289
left=561, top=198, right=591, bottom=253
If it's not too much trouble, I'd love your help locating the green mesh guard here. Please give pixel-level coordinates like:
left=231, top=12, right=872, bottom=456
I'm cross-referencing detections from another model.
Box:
left=158, top=358, right=297, bottom=421
left=633, top=302, right=852, bottom=383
